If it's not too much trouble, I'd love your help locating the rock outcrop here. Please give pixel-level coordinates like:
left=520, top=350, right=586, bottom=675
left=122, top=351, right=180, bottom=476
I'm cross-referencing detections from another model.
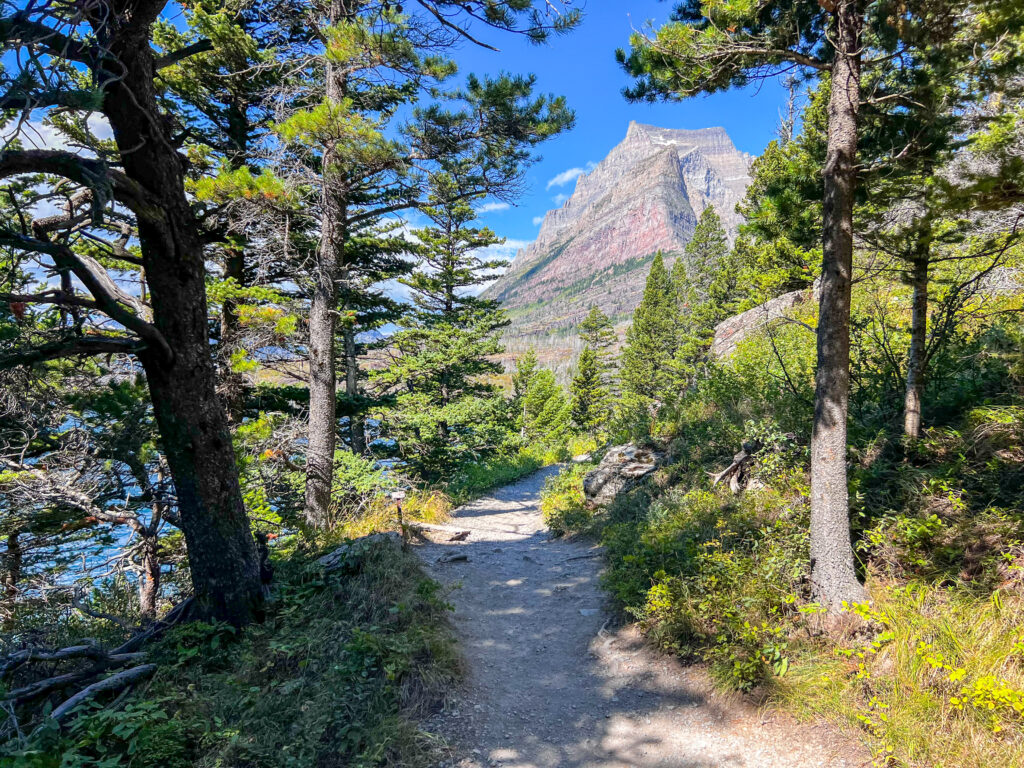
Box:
left=486, top=122, right=753, bottom=376
left=583, top=444, right=664, bottom=507
left=711, top=288, right=814, bottom=359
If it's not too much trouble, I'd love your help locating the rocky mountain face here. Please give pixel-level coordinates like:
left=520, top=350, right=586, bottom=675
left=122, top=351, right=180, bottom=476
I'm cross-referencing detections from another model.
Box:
left=485, top=122, right=753, bottom=375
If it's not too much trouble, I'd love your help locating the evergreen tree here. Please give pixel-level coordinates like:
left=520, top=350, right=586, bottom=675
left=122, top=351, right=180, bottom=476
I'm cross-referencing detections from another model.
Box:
left=522, top=368, right=571, bottom=444
left=0, top=0, right=272, bottom=623
left=570, top=346, right=606, bottom=432
left=579, top=305, right=617, bottom=357
left=374, top=180, right=510, bottom=477
left=511, top=348, right=539, bottom=437
left=619, top=253, right=679, bottom=406
left=671, top=207, right=739, bottom=385
left=673, top=207, right=730, bottom=304
left=615, top=0, right=1022, bottom=609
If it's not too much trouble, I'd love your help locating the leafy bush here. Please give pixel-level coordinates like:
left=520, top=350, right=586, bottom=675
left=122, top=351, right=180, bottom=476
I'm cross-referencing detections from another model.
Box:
left=778, top=588, right=1024, bottom=768
left=541, top=463, right=594, bottom=536
left=603, top=479, right=809, bottom=691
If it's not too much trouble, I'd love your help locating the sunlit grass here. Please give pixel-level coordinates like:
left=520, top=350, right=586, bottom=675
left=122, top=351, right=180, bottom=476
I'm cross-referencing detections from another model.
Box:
left=775, top=585, right=1024, bottom=767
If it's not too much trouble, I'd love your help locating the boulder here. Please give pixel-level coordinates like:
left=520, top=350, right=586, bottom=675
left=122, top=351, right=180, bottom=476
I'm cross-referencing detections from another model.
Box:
left=583, top=443, right=664, bottom=506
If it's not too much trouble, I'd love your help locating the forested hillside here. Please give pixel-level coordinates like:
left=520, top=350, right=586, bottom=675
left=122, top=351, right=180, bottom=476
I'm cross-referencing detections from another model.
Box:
left=2, top=1, right=1024, bottom=767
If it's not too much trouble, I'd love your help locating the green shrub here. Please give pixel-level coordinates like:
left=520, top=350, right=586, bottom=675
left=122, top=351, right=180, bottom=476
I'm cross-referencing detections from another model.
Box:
left=541, top=463, right=594, bottom=536
left=604, top=480, right=809, bottom=691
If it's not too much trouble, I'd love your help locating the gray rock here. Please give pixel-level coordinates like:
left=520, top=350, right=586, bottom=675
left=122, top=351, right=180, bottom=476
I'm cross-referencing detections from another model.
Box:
left=317, top=531, right=400, bottom=572
left=712, top=287, right=813, bottom=359
left=583, top=443, right=664, bottom=506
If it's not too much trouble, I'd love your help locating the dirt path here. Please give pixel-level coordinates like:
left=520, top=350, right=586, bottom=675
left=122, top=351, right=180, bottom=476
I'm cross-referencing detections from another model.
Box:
left=416, top=467, right=863, bottom=768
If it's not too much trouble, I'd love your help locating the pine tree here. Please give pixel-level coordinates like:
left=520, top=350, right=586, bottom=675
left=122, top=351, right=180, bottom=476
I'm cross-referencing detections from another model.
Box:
left=375, top=180, right=510, bottom=477
left=619, top=253, right=679, bottom=405
left=570, top=346, right=606, bottom=431
left=512, top=348, right=539, bottom=437
left=674, top=207, right=730, bottom=303
left=615, top=0, right=1019, bottom=609
left=672, top=207, right=738, bottom=385
left=522, top=368, right=571, bottom=444
left=579, top=305, right=616, bottom=357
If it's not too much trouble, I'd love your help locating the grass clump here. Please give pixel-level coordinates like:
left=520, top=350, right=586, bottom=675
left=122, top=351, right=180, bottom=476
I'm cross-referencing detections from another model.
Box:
left=778, top=587, right=1024, bottom=768
left=6, top=540, right=458, bottom=768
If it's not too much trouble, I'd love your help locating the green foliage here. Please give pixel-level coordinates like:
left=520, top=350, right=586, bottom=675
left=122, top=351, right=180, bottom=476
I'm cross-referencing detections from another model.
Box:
left=376, top=178, right=512, bottom=479
left=5, top=544, right=459, bottom=768
left=734, top=85, right=828, bottom=299
left=445, top=445, right=552, bottom=506
left=570, top=347, right=607, bottom=431
left=578, top=304, right=617, bottom=357
left=619, top=252, right=679, bottom=406
left=540, top=462, right=594, bottom=537
left=670, top=207, right=740, bottom=385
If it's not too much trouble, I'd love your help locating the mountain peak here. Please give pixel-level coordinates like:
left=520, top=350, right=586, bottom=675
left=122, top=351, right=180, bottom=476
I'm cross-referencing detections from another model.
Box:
left=485, top=123, right=754, bottom=376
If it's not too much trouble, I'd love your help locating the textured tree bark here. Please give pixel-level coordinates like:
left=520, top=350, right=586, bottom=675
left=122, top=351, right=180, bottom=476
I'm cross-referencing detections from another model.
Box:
left=903, top=255, right=929, bottom=440
left=102, top=26, right=263, bottom=626
left=138, top=534, right=160, bottom=623
left=304, top=1, right=347, bottom=527
left=343, top=324, right=367, bottom=454
left=810, top=0, right=867, bottom=610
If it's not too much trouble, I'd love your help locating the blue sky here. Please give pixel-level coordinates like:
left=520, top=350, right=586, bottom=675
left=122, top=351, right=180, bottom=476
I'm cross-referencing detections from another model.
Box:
left=450, top=1, right=792, bottom=260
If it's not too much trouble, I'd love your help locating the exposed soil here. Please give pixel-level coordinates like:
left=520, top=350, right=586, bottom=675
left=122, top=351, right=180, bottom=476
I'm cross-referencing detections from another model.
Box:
left=415, top=466, right=866, bottom=768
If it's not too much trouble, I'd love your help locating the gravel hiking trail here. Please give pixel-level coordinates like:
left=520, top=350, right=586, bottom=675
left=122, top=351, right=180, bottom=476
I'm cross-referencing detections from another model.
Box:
left=415, top=466, right=865, bottom=768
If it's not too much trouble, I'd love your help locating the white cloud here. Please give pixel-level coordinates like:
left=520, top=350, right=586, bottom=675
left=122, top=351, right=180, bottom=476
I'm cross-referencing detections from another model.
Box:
left=2, top=115, right=113, bottom=152
left=545, top=161, right=596, bottom=190
left=532, top=215, right=545, bottom=226
left=552, top=193, right=569, bottom=206
left=478, top=238, right=530, bottom=263
left=383, top=236, right=530, bottom=301
left=476, top=201, right=511, bottom=214
left=546, top=167, right=585, bottom=190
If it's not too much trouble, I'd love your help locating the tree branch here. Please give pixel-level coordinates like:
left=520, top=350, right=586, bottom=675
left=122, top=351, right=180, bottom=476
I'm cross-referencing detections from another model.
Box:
left=0, top=336, right=141, bottom=369
left=0, top=150, right=152, bottom=217
left=154, top=39, right=214, bottom=69
left=48, top=664, right=157, bottom=725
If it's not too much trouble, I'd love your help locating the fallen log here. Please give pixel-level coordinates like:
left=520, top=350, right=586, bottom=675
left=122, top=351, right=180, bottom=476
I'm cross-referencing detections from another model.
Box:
left=710, top=440, right=763, bottom=494
left=436, top=552, right=469, bottom=564
left=318, top=531, right=401, bottom=572
left=1, top=644, right=106, bottom=679
left=3, top=653, right=148, bottom=705
left=406, top=521, right=471, bottom=538
left=49, top=664, right=157, bottom=724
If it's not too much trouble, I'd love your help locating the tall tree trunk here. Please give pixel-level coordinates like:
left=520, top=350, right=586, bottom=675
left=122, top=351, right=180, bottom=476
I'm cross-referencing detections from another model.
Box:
left=3, top=529, right=21, bottom=598
left=810, top=1, right=866, bottom=610
left=138, top=481, right=165, bottom=623
left=343, top=323, right=366, bottom=454
left=138, top=534, right=160, bottom=623
left=103, top=31, right=263, bottom=626
left=903, top=254, right=929, bottom=440
left=304, top=6, right=347, bottom=527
